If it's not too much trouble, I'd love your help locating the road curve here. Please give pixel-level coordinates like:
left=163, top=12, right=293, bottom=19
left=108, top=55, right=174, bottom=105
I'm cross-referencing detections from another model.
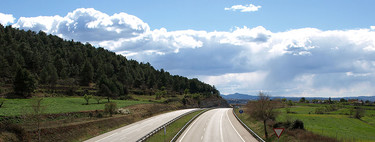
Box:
left=177, top=108, right=258, bottom=142
left=85, top=108, right=197, bottom=142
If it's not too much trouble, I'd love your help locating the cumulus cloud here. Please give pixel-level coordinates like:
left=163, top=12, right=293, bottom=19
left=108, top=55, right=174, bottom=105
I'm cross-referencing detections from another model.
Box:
left=13, top=8, right=149, bottom=42
left=224, top=4, right=261, bottom=12
left=11, top=8, right=375, bottom=97
left=0, top=13, right=16, bottom=25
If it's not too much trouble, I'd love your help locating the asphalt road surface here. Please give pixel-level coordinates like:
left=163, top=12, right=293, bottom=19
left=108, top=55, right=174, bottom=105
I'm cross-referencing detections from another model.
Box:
left=177, top=108, right=258, bottom=142
left=85, top=108, right=197, bottom=142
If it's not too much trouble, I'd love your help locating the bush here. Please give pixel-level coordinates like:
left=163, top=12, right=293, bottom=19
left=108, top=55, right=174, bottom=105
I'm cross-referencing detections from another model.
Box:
left=285, top=107, right=291, bottom=113
left=104, top=102, right=117, bottom=117
left=292, top=119, right=304, bottom=130
left=354, top=108, right=365, bottom=119
left=96, top=113, right=103, bottom=118
left=273, top=121, right=291, bottom=129
left=118, top=95, right=133, bottom=100
left=315, top=107, right=325, bottom=114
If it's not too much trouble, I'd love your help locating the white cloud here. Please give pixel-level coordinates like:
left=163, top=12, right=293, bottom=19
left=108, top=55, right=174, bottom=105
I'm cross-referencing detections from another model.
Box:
left=224, top=4, right=261, bottom=12
left=371, top=26, right=375, bottom=30
left=13, top=8, right=149, bottom=42
left=0, top=13, right=15, bottom=25
left=11, top=8, right=375, bottom=97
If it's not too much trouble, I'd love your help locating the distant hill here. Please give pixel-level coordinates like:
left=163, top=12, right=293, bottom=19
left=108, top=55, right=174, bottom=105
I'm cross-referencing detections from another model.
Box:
left=221, top=93, right=258, bottom=100
left=221, top=93, right=375, bottom=103
left=0, top=25, right=228, bottom=107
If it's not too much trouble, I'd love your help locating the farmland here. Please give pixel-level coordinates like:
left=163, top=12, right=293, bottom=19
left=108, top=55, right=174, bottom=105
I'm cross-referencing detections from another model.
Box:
left=0, top=97, right=151, bottom=116
left=235, top=102, right=375, bottom=141
left=277, top=104, right=375, bottom=141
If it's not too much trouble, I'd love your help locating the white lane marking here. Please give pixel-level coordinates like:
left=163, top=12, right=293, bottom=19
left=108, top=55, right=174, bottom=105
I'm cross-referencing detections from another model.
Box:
left=226, top=109, right=245, bottom=142
left=220, top=111, right=224, bottom=142
left=201, top=135, right=203, bottom=140
left=179, top=113, right=202, bottom=142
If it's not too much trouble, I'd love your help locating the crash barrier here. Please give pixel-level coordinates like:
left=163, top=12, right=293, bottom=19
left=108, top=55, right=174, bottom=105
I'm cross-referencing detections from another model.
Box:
left=170, top=108, right=211, bottom=142
left=232, top=108, right=265, bottom=142
left=136, top=108, right=201, bottom=142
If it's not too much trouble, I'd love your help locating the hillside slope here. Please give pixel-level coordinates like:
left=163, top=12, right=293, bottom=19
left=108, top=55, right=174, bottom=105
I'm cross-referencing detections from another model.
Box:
left=0, top=25, right=227, bottom=107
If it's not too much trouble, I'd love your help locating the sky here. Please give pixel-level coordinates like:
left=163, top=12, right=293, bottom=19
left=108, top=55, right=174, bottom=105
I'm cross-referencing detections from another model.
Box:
left=1, top=0, right=375, bottom=97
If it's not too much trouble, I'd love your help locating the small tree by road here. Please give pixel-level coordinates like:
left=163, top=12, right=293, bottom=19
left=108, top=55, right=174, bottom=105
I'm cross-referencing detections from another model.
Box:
left=83, top=94, right=92, bottom=105
left=30, top=97, right=44, bottom=142
left=246, top=92, right=279, bottom=139
left=94, top=96, right=102, bottom=104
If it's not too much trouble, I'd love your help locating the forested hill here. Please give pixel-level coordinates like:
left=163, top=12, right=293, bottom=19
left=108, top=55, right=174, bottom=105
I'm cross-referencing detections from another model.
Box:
left=0, top=25, right=221, bottom=102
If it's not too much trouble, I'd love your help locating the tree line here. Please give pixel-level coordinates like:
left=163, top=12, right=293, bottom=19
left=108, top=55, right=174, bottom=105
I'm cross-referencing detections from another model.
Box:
left=0, top=24, right=219, bottom=98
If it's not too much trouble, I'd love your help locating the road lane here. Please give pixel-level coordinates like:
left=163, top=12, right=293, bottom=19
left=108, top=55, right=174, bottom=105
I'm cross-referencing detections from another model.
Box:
left=177, top=108, right=258, bottom=142
left=85, top=108, right=197, bottom=142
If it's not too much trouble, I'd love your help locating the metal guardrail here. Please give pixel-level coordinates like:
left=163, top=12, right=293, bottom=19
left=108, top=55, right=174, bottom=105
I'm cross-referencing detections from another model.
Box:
left=170, top=108, right=211, bottom=142
left=232, top=109, right=265, bottom=142
left=136, top=109, right=201, bottom=142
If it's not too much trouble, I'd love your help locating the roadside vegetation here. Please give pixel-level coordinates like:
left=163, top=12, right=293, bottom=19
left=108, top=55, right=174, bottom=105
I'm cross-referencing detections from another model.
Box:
left=235, top=93, right=375, bottom=141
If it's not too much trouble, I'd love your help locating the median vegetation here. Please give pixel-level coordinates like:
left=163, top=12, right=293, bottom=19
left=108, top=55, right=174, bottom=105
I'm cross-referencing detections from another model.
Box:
left=146, top=109, right=206, bottom=142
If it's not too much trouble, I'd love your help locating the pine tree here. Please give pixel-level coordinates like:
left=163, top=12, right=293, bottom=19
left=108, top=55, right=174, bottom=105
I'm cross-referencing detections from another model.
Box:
left=13, top=68, right=37, bottom=98
left=80, top=61, right=94, bottom=86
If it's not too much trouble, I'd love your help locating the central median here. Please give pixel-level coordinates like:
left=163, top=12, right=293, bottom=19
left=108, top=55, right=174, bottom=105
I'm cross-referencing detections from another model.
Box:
left=145, top=109, right=209, bottom=142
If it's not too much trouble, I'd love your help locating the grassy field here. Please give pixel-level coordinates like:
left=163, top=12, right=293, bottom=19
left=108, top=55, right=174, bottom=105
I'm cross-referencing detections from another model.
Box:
left=146, top=109, right=205, bottom=142
left=0, top=97, right=152, bottom=116
left=277, top=105, right=375, bottom=141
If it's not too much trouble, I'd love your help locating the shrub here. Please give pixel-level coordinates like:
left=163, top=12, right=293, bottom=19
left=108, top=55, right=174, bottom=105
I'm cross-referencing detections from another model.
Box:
left=104, top=102, right=117, bottom=117
left=292, top=119, right=304, bottom=130
left=96, top=113, right=103, bottom=118
left=118, top=95, right=133, bottom=100
left=285, top=107, right=291, bottom=113
left=354, top=108, right=365, bottom=119
left=315, top=107, right=325, bottom=114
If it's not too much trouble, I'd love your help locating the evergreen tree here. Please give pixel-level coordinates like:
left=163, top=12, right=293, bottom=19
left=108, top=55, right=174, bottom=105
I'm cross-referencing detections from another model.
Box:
left=13, top=68, right=37, bottom=98
left=80, top=61, right=94, bottom=86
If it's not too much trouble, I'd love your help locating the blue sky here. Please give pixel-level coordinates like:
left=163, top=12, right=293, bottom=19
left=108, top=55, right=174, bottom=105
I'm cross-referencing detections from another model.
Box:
left=1, top=0, right=375, bottom=97
left=1, top=0, right=374, bottom=32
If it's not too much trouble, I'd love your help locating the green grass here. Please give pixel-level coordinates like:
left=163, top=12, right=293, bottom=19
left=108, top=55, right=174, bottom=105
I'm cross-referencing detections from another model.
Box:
left=277, top=105, right=375, bottom=141
left=0, top=97, right=152, bottom=116
left=146, top=109, right=205, bottom=142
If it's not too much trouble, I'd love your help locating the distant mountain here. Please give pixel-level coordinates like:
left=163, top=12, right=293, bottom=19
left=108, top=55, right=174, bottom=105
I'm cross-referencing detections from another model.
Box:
left=221, top=93, right=375, bottom=102
left=221, top=93, right=258, bottom=100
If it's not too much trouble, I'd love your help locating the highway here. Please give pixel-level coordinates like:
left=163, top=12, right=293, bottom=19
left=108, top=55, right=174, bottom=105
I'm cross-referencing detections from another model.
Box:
left=177, top=108, right=258, bottom=142
left=85, top=108, right=197, bottom=142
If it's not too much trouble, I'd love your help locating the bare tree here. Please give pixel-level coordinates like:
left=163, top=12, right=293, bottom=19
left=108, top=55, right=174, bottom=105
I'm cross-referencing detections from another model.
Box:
left=30, top=97, right=44, bottom=142
left=246, top=92, right=279, bottom=139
